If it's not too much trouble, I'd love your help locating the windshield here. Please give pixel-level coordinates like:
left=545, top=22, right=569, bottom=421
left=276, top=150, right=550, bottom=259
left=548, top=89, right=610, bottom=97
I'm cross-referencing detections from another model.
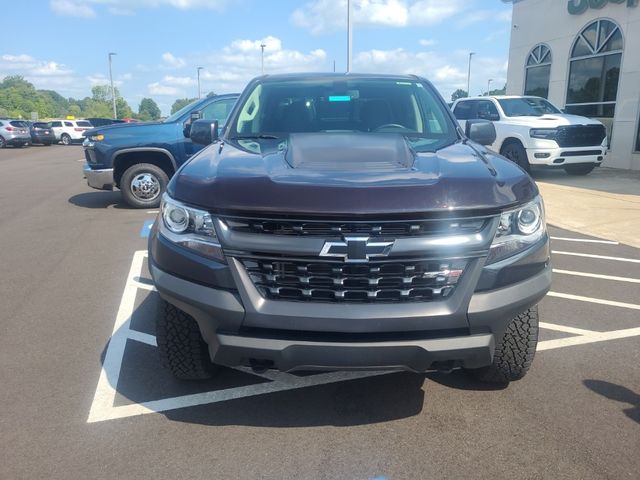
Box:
left=228, top=78, right=457, bottom=151
left=498, top=97, right=561, bottom=117
left=163, top=99, right=201, bottom=123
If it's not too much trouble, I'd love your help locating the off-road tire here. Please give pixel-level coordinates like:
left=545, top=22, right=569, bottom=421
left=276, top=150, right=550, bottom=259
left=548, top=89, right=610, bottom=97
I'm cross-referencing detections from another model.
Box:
left=156, top=300, right=217, bottom=380
left=61, top=133, right=72, bottom=145
left=500, top=140, right=531, bottom=172
left=467, top=305, right=539, bottom=384
left=120, top=163, right=169, bottom=209
left=564, top=164, right=595, bottom=176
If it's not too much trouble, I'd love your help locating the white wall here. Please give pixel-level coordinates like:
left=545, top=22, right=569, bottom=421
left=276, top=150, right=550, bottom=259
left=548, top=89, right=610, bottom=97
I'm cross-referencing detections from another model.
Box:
left=507, top=0, right=640, bottom=170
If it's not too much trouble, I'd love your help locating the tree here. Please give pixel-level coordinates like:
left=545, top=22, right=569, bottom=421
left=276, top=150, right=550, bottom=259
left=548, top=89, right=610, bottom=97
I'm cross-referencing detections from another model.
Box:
left=171, top=97, right=197, bottom=114
left=138, top=98, right=161, bottom=121
left=451, top=89, right=468, bottom=102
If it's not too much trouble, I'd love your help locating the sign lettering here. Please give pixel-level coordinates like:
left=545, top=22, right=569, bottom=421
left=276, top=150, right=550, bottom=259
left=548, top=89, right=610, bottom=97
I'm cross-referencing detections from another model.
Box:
left=568, top=0, right=638, bottom=15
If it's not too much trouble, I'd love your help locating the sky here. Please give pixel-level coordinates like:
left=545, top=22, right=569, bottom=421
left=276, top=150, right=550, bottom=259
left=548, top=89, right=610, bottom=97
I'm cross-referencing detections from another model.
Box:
left=1, top=0, right=513, bottom=115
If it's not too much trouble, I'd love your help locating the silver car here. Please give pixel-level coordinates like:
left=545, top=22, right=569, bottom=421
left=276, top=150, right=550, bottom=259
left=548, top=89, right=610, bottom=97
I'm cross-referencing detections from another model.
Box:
left=0, top=120, right=31, bottom=148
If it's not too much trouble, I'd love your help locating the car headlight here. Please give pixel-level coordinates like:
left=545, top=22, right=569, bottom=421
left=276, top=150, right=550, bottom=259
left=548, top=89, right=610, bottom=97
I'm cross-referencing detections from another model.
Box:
left=485, top=196, right=546, bottom=264
left=158, top=193, right=224, bottom=261
left=529, top=128, right=557, bottom=140
left=88, top=134, right=104, bottom=141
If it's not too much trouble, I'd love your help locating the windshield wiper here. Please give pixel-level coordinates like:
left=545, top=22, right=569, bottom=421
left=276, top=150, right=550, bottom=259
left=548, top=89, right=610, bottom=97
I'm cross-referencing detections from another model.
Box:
left=229, top=134, right=280, bottom=140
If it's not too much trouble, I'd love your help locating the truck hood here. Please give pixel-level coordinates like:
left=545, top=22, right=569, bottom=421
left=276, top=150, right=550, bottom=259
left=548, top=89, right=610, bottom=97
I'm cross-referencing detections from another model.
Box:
left=171, top=133, right=538, bottom=217
left=503, top=114, right=603, bottom=127
left=85, top=121, right=164, bottom=135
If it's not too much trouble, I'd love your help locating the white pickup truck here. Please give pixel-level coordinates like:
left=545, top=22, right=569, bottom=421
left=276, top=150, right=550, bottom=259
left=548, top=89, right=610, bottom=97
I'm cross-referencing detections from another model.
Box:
left=451, top=96, right=607, bottom=175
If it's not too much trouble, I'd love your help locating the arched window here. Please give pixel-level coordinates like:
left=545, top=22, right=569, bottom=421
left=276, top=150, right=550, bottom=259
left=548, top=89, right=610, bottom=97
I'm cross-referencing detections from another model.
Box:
left=565, top=19, right=623, bottom=119
left=524, top=44, right=551, bottom=98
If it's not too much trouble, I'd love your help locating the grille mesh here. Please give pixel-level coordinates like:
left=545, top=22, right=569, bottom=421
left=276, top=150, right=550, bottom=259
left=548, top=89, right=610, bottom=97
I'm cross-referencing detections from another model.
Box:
left=556, top=125, right=606, bottom=147
left=240, top=258, right=467, bottom=303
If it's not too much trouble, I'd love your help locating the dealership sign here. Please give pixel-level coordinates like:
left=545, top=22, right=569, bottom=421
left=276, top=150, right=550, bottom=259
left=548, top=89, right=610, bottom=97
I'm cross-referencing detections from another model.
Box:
left=568, top=0, right=638, bottom=15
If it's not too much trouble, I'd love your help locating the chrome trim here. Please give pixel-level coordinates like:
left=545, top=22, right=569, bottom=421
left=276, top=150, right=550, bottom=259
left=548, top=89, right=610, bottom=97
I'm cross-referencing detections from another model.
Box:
left=319, top=236, right=395, bottom=263
left=83, top=164, right=114, bottom=190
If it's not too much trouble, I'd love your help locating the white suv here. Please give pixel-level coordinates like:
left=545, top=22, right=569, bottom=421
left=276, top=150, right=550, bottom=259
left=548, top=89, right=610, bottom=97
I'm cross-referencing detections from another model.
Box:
left=49, top=119, right=93, bottom=145
left=451, top=96, right=607, bottom=175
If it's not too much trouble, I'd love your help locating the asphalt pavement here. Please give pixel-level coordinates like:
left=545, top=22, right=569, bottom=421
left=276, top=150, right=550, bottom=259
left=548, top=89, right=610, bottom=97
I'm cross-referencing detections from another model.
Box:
left=0, top=145, right=638, bottom=479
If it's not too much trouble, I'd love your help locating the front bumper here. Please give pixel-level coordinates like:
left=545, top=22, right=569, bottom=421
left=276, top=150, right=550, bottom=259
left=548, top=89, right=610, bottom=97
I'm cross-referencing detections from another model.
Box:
left=526, top=145, right=607, bottom=166
left=83, top=164, right=114, bottom=190
left=149, top=225, right=552, bottom=373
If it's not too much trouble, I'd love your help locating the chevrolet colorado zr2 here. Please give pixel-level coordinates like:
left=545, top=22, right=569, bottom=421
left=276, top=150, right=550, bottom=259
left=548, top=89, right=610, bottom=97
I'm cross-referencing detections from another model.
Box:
left=148, top=73, right=552, bottom=386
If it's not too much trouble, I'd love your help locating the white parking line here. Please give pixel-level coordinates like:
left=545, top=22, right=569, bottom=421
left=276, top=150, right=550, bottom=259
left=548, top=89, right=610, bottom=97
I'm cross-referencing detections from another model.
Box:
left=538, top=322, right=595, bottom=336
left=146, top=210, right=159, bottom=214
left=553, top=269, right=640, bottom=284
left=548, top=291, right=640, bottom=310
left=537, top=326, right=640, bottom=351
left=128, top=330, right=157, bottom=347
left=552, top=251, right=640, bottom=264
left=550, top=236, right=618, bottom=245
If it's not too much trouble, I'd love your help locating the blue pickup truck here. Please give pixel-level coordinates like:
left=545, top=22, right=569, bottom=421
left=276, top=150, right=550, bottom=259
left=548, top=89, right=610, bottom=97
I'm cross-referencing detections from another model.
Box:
left=82, top=93, right=239, bottom=208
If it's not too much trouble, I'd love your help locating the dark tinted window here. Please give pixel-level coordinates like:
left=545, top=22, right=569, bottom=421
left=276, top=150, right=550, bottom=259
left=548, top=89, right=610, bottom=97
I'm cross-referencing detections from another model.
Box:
left=76, top=121, right=92, bottom=127
left=34, top=122, right=51, bottom=128
left=524, top=65, right=551, bottom=98
left=64, top=121, right=73, bottom=127
left=476, top=100, right=499, bottom=120
left=453, top=101, right=475, bottom=120
left=10, top=121, right=28, bottom=127
left=51, top=121, right=62, bottom=127
left=201, top=98, right=236, bottom=121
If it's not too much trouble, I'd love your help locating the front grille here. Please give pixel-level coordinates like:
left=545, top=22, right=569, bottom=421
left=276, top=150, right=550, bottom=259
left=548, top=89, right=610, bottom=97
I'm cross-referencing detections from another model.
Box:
left=559, top=150, right=602, bottom=157
left=240, top=258, right=467, bottom=303
left=556, top=125, right=606, bottom=147
left=223, top=217, right=486, bottom=237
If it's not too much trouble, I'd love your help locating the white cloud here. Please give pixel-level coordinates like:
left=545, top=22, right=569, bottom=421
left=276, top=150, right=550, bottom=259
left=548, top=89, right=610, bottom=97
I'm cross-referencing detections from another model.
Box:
left=291, top=0, right=466, bottom=34
left=419, top=39, right=437, bottom=47
left=87, top=74, right=123, bottom=87
left=0, top=53, right=76, bottom=89
left=354, top=47, right=507, bottom=100
left=148, top=82, right=181, bottom=96
left=161, top=52, right=186, bottom=69
left=50, top=0, right=96, bottom=18
left=50, top=0, right=226, bottom=17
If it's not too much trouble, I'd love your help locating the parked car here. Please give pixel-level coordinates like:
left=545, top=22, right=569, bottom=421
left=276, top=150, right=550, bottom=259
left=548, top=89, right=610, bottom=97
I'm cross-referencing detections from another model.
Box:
left=0, top=120, right=31, bottom=148
left=148, top=73, right=551, bottom=386
left=86, top=118, right=125, bottom=127
left=27, top=121, right=56, bottom=146
left=82, top=93, right=238, bottom=208
left=451, top=95, right=607, bottom=175
left=50, top=119, right=94, bottom=145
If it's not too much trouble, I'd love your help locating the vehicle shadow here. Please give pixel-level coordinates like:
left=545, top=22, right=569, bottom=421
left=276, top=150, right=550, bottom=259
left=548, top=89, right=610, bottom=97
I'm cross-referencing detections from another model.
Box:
left=531, top=167, right=640, bottom=196
left=583, top=379, right=640, bottom=424
left=68, top=191, right=130, bottom=209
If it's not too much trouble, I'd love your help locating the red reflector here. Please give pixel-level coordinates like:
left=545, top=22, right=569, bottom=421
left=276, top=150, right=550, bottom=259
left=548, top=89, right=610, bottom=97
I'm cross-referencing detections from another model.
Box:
left=74, top=128, right=83, bottom=131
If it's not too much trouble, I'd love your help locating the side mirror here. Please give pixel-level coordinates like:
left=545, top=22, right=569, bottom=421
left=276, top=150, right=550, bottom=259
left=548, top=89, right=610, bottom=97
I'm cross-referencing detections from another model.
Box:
left=465, top=119, right=496, bottom=146
left=182, top=111, right=202, bottom=138
left=190, top=119, right=219, bottom=146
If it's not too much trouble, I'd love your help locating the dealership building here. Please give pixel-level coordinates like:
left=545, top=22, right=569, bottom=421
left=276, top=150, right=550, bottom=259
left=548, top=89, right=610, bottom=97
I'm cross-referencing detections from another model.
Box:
left=506, top=0, right=640, bottom=170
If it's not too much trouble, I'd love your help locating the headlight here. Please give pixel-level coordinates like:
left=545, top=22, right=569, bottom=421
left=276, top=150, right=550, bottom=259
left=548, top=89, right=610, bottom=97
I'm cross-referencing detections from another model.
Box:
left=158, top=193, right=223, bottom=261
left=486, top=196, right=546, bottom=264
left=88, top=134, right=104, bottom=141
left=529, top=128, right=557, bottom=140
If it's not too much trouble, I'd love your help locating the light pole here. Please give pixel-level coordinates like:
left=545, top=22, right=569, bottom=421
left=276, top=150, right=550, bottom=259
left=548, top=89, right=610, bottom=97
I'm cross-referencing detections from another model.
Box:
left=108, top=52, right=117, bottom=119
left=466, top=52, right=475, bottom=98
left=346, top=0, right=352, bottom=73
left=197, top=66, right=203, bottom=99
left=260, top=43, right=266, bottom=75
left=487, top=78, right=493, bottom=96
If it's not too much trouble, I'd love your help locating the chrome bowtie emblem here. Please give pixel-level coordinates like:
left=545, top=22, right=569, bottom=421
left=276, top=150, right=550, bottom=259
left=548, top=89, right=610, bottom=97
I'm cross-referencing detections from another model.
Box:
left=319, top=236, right=394, bottom=263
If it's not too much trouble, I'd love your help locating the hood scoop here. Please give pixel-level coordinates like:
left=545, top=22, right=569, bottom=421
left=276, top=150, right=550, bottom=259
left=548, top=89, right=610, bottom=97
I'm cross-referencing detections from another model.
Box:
left=285, top=132, right=415, bottom=171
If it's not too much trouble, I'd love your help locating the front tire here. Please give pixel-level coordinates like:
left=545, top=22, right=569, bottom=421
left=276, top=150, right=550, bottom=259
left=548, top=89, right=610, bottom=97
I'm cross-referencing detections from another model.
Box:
left=120, top=163, right=169, bottom=208
left=466, top=306, right=539, bottom=384
left=500, top=140, right=531, bottom=172
left=564, top=164, right=595, bottom=176
left=61, top=133, right=72, bottom=146
left=156, top=300, right=217, bottom=380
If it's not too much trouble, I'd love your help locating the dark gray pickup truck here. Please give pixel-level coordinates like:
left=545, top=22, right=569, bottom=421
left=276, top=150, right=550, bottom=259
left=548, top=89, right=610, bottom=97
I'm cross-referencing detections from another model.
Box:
left=148, top=73, right=551, bottom=386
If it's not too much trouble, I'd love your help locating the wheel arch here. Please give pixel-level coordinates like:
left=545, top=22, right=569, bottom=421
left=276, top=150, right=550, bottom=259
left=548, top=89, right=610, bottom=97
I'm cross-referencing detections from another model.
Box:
left=113, top=148, right=177, bottom=187
left=499, top=136, right=526, bottom=154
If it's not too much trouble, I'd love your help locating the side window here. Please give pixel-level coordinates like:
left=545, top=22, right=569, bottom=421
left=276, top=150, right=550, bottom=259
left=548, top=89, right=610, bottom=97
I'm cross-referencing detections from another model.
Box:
left=453, top=101, right=474, bottom=120
left=51, top=121, right=62, bottom=127
left=201, top=99, right=236, bottom=122
left=64, top=121, right=73, bottom=127
left=476, top=100, right=499, bottom=121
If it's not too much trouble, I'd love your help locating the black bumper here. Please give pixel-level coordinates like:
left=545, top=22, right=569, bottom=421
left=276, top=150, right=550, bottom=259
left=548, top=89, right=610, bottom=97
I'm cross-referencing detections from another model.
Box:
left=149, top=226, right=551, bottom=372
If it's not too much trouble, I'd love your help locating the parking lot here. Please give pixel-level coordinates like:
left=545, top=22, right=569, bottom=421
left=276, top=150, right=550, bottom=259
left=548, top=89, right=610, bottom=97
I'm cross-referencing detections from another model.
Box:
left=1, top=146, right=638, bottom=479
